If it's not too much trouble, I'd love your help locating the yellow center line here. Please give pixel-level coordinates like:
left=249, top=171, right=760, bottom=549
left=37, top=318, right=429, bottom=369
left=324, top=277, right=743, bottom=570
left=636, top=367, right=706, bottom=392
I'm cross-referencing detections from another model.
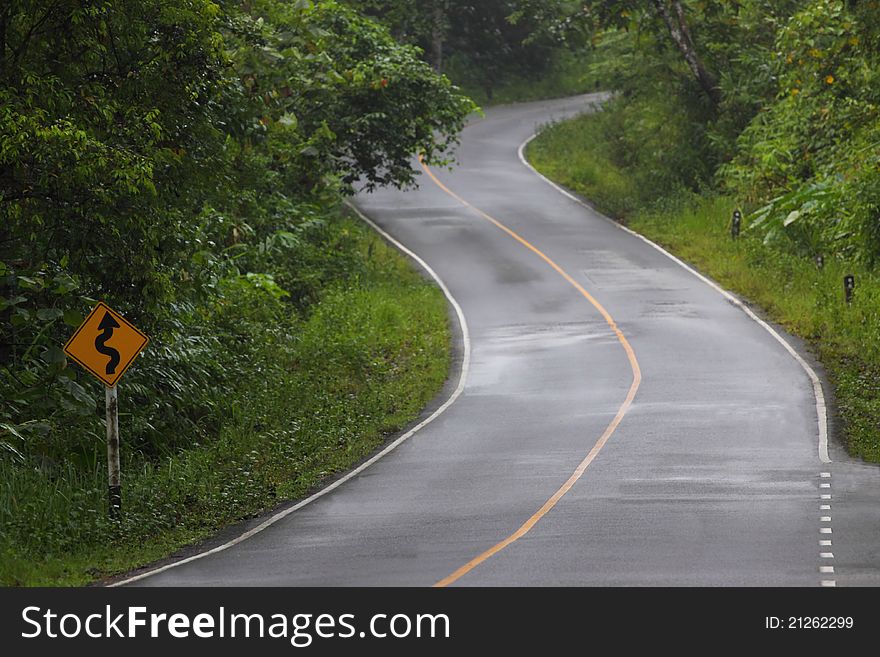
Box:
left=419, top=157, right=642, bottom=588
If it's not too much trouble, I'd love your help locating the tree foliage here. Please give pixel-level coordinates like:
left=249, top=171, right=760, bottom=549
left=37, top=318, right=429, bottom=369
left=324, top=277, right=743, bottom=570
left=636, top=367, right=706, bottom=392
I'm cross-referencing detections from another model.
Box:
left=720, top=1, right=880, bottom=262
left=356, top=0, right=563, bottom=99
left=520, top=0, right=880, bottom=264
left=0, top=0, right=474, bottom=467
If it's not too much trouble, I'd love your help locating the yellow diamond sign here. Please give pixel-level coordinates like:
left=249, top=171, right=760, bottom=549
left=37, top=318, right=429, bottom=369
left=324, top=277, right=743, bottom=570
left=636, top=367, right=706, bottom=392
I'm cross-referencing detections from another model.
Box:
left=63, top=302, right=149, bottom=387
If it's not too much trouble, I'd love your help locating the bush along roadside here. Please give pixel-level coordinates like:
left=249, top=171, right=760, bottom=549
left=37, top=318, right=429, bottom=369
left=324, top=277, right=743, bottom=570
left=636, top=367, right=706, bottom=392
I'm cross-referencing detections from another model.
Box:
left=528, top=110, right=880, bottom=463
left=0, top=209, right=451, bottom=586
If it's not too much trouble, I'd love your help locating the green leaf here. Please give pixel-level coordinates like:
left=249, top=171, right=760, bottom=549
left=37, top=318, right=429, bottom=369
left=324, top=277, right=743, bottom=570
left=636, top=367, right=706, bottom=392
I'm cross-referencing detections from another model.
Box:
left=21, top=421, right=52, bottom=436
left=42, top=345, right=67, bottom=364
left=17, top=276, right=44, bottom=291
left=0, top=423, right=24, bottom=441
left=0, top=440, right=24, bottom=463
left=63, top=309, right=84, bottom=327
left=52, top=273, right=79, bottom=294
left=36, top=307, right=64, bottom=321
left=61, top=378, right=95, bottom=408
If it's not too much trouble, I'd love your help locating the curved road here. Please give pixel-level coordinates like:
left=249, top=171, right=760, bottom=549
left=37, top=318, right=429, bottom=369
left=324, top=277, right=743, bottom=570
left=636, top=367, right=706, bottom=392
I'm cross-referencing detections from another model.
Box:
left=128, top=94, right=880, bottom=587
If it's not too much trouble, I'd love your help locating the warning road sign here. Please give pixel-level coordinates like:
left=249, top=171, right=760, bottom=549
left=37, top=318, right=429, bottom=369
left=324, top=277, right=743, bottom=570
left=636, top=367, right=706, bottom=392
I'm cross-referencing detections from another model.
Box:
left=63, top=302, right=149, bottom=387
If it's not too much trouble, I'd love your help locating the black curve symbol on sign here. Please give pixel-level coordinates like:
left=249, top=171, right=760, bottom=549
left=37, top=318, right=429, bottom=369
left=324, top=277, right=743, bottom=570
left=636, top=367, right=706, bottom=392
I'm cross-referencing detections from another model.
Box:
left=95, top=312, right=121, bottom=375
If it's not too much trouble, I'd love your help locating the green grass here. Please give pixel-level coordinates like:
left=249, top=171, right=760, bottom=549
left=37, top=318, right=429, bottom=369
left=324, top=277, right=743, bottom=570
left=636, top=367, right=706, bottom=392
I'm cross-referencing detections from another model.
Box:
left=528, top=112, right=640, bottom=219
left=529, top=113, right=880, bottom=463
left=0, top=214, right=451, bottom=585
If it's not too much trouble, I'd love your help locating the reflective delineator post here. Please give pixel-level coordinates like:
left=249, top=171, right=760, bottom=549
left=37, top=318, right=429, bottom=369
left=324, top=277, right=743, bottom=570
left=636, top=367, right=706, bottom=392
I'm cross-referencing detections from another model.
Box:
left=844, top=275, right=855, bottom=304
left=731, top=209, right=742, bottom=239
left=106, top=384, right=121, bottom=519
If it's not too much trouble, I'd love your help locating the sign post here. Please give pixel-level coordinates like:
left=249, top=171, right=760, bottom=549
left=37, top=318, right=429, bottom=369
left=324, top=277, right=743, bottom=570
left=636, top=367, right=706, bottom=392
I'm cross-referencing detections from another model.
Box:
left=106, top=385, right=121, bottom=519
left=64, top=302, right=149, bottom=519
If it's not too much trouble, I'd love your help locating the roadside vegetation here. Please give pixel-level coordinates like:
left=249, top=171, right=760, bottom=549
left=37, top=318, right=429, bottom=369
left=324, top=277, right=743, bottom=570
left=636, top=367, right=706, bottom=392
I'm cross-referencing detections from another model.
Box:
left=526, top=1, right=880, bottom=461
left=1, top=214, right=450, bottom=585
left=0, top=0, right=469, bottom=585
left=356, top=1, right=600, bottom=106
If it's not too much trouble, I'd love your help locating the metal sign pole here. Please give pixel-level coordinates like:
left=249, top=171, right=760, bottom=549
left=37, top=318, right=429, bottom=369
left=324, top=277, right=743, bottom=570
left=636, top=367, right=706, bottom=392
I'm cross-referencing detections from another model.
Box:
left=106, top=384, right=121, bottom=519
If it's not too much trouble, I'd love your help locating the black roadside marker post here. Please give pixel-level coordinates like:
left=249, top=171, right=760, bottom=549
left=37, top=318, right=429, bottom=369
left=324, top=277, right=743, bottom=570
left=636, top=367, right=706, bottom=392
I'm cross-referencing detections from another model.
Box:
left=63, top=302, right=149, bottom=519
left=731, top=209, right=742, bottom=239
left=844, top=275, right=855, bottom=304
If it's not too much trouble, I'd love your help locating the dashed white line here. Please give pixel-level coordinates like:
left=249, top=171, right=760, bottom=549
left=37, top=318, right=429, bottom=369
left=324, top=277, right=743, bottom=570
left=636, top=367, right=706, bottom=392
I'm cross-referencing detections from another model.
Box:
left=819, top=472, right=836, bottom=587
left=520, top=125, right=841, bottom=588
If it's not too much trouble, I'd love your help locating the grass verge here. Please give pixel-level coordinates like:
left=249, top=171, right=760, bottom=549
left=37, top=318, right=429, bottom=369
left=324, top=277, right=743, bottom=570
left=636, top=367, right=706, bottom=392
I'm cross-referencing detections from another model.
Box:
left=0, top=211, right=451, bottom=585
left=529, top=111, right=880, bottom=463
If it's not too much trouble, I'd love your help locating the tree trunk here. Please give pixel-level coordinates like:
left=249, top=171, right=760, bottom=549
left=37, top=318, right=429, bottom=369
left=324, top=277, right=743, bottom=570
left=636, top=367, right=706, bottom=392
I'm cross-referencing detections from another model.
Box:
left=651, top=0, right=721, bottom=106
left=431, top=0, right=445, bottom=72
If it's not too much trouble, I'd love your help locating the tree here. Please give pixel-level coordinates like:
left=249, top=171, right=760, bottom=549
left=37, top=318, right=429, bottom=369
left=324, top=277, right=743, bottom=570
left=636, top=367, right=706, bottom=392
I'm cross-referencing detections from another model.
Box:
left=650, top=0, right=720, bottom=105
left=353, top=1, right=560, bottom=99
left=514, top=0, right=722, bottom=107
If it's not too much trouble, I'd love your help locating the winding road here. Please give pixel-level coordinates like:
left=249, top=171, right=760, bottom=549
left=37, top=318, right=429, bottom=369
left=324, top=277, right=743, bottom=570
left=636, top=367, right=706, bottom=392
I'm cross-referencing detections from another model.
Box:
left=123, top=94, right=880, bottom=587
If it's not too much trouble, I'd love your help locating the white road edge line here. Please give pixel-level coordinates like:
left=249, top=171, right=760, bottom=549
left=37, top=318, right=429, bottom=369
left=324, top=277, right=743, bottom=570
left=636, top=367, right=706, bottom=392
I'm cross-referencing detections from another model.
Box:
left=109, top=201, right=472, bottom=586
left=517, top=133, right=830, bottom=464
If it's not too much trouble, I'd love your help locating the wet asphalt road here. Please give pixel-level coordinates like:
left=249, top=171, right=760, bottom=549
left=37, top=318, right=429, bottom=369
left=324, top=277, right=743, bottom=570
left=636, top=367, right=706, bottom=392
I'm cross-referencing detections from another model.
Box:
left=131, top=94, right=880, bottom=587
